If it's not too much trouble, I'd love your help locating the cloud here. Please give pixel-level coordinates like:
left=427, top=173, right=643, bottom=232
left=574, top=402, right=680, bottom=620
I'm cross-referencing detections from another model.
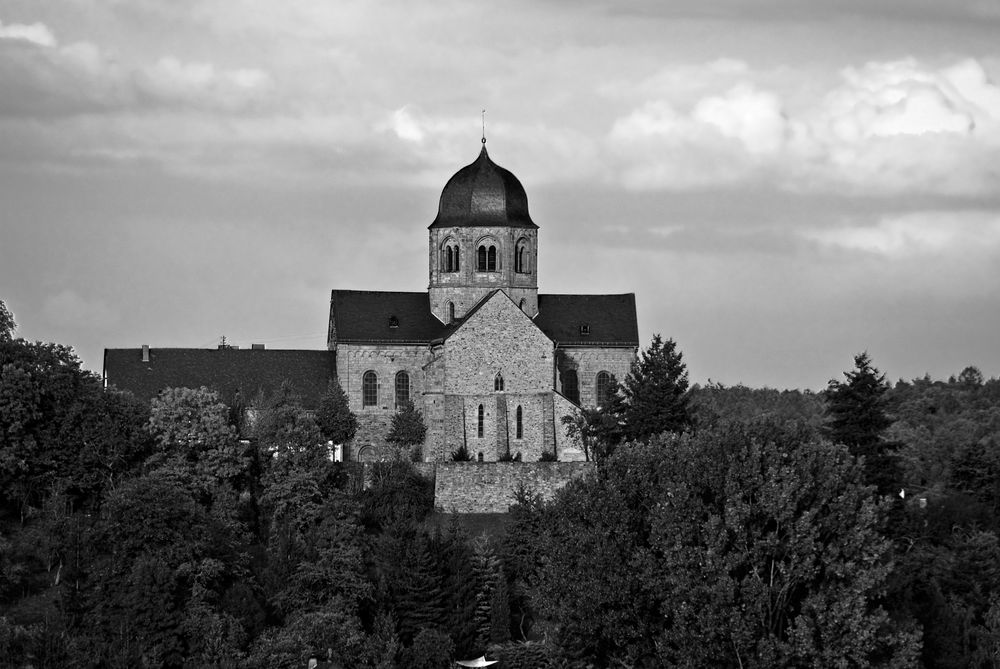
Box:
left=0, top=20, right=56, bottom=47
left=606, top=57, right=1000, bottom=195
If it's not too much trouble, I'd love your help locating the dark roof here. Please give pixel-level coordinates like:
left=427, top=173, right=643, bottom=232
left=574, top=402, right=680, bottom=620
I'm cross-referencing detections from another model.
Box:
left=430, top=146, right=538, bottom=230
left=535, top=294, right=639, bottom=347
left=102, top=348, right=337, bottom=409
left=330, top=290, right=639, bottom=347
left=330, top=291, right=453, bottom=344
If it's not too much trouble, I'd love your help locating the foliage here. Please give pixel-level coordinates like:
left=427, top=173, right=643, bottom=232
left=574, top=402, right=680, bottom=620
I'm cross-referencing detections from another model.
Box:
left=621, top=334, right=691, bottom=441
left=316, top=379, right=357, bottom=444
left=689, top=381, right=825, bottom=431
left=526, top=421, right=918, bottom=667
left=451, top=443, right=472, bottom=461
left=825, top=352, right=900, bottom=493
left=359, top=461, right=434, bottom=532
left=387, top=400, right=428, bottom=447
left=404, top=627, right=455, bottom=669
left=561, top=376, right=626, bottom=460
left=0, top=299, right=14, bottom=341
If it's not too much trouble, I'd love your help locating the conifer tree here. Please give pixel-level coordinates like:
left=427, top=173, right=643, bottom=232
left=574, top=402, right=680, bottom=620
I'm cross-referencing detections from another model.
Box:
left=621, top=334, right=691, bottom=441
left=387, top=400, right=427, bottom=447
left=825, top=352, right=899, bottom=493
left=316, top=380, right=357, bottom=445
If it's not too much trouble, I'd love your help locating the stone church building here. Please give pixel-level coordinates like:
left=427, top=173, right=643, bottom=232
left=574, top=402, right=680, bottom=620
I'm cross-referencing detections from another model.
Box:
left=104, top=143, right=639, bottom=463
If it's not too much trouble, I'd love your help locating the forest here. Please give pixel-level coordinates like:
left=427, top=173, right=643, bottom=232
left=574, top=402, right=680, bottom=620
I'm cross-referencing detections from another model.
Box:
left=3, top=299, right=1000, bottom=668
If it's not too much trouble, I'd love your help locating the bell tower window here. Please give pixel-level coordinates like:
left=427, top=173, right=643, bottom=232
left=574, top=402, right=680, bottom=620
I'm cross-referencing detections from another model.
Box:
left=441, top=240, right=460, bottom=273
left=515, top=238, right=529, bottom=273
left=477, top=240, right=499, bottom=272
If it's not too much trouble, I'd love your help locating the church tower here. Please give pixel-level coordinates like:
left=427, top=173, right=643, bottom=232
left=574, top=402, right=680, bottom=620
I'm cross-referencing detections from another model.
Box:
left=428, top=142, right=539, bottom=323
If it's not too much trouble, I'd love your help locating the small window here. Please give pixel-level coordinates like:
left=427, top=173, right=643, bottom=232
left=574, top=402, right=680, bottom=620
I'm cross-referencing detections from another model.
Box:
left=494, top=372, right=505, bottom=392
left=363, top=371, right=378, bottom=407
left=579, top=324, right=590, bottom=336
left=477, top=404, right=484, bottom=438
left=487, top=246, right=497, bottom=271
left=388, top=316, right=399, bottom=328
left=453, top=246, right=460, bottom=271
left=515, top=239, right=529, bottom=273
left=516, top=405, right=523, bottom=439
left=448, top=302, right=455, bottom=322
left=477, top=245, right=487, bottom=271
left=477, top=452, right=484, bottom=462
left=519, top=298, right=526, bottom=311
left=395, top=371, right=410, bottom=407
left=596, top=371, right=612, bottom=407
left=446, top=246, right=454, bottom=272
left=562, top=369, right=579, bottom=405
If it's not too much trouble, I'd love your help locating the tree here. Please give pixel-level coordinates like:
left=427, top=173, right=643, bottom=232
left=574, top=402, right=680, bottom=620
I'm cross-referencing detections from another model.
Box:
left=317, top=380, right=357, bottom=445
left=528, top=421, right=919, bottom=667
left=387, top=400, right=427, bottom=460
left=621, top=334, right=691, bottom=442
left=0, top=299, right=14, bottom=341
left=561, top=374, right=627, bottom=461
left=825, top=352, right=899, bottom=493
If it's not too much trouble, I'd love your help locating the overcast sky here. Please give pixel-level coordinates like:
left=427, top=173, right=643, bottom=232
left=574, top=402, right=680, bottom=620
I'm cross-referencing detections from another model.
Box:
left=1, top=0, right=999, bottom=390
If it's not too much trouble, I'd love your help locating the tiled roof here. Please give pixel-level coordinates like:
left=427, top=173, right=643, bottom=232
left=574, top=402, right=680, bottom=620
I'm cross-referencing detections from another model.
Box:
left=102, top=348, right=337, bottom=409
left=330, top=290, right=639, bottom=347
left=535, top=293, right=639, bottom=347
left=330, top=290, right=454, bottom=344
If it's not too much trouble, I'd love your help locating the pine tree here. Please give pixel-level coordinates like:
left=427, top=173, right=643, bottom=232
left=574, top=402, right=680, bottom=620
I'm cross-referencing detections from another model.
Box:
left=471, top=533, right=506, bottom=650
left=825, top=352, right=898, bottom=493
left=621, top=334, right=691, bottom=441
left=316, top=380, right=357, bottom=445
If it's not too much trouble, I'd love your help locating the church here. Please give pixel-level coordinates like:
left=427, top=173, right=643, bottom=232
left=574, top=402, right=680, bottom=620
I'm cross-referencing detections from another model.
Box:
left=104, top=141, right=639, bottom=463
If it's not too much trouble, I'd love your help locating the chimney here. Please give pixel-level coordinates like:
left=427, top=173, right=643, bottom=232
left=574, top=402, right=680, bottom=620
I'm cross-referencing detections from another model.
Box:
left=251, top=343, right=265, bottom=350
left=141, top=345, right=150, bottom=363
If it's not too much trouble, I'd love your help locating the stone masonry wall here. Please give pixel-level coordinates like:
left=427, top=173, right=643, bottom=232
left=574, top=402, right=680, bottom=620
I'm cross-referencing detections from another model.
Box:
left=445, top=292, right=553, bottom=395
left=556, top=346, right=637, bottom=407
left=428, top=226, right=539, bottom=321
left=434, top=461, right=592, bottom=513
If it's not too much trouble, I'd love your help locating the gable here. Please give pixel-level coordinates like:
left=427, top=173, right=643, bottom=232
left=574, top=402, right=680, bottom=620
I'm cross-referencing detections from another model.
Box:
left=444, top=291, right=554, bottom=395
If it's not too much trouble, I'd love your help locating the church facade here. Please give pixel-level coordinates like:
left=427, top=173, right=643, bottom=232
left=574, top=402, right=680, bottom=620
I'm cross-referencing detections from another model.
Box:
left=330, top=143, right=639, bottom=462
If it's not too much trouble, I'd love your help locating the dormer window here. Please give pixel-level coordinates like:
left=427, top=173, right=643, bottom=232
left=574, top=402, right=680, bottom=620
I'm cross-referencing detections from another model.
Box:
left=388, top=316, right=399, bottom=328
left=579, top=324, right=590, bottom=336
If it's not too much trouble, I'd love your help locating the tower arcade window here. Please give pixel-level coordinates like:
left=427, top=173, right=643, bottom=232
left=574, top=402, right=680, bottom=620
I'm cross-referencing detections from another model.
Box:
left=562, top=369, right=579, bottom=405
left=516, top=405, right=523, bottom=439
left=494, top=372, right=505, bottom=391
left=596, top=371, right=612, bottom=407
left=477, top=241, right=498, bottom=272
left=477, top=404, right=484, bottom=438
left=515, top=238, right=529, bottom=273
left=362, top=371, right=378, bottom=407
left=441, top=240, right=460, bottom=273
left=395, top=371, right=410, bottom=407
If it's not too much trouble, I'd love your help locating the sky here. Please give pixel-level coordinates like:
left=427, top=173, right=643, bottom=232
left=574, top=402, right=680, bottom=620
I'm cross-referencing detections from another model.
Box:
left=1, top=0, right=999, bottom=390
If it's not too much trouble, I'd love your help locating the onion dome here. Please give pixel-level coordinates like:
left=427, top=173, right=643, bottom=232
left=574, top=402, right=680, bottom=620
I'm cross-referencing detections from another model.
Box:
left=430, top=145, right=537, bottom=229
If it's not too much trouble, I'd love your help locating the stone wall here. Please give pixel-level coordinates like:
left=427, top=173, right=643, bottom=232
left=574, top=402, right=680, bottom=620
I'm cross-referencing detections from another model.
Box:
left=434, top=461, right=592, bottom=513
left=556, top=346, right=636, bottom=407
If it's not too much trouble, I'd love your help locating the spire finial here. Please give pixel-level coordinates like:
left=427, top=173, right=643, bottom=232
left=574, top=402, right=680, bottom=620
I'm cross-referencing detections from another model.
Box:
left=481, top=109, right=486, bottom=146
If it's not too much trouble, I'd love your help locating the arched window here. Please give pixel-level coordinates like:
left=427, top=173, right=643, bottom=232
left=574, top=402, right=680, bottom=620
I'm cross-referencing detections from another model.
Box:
left=453, top=245, right=460, bottom=271
left=515, top=239, right=529, bottom=273
left=519, top=298, right=526, bottom=311
left=477, top=404, right=484, bottom=438
left=362, top=371, right=378, bottom=407
left=477, top=452, right=484, bottom=462
left=562, top=369, right=579, bottom=405
left=448, top=302, right=455, bottom=322
left=494, top=372, right=504, bottom=391
left=596, top=371, right=612, bottom=407
left=446, top=246, right=454, bottom=272
left=516, top=405, right=523, bottom=439
left=477, top=241, right=499, bottom=272
left=395, top=371, right=410, bottom=407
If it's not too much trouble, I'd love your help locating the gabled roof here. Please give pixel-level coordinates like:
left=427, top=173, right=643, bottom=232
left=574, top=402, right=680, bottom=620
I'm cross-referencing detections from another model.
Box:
left=535, top=293, right=639, bottom=347
left=329, top=290, right=639, bottom=348
left=329, top=290, right=453, bottom=344
left=102, top=348, right=337, bottom=409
